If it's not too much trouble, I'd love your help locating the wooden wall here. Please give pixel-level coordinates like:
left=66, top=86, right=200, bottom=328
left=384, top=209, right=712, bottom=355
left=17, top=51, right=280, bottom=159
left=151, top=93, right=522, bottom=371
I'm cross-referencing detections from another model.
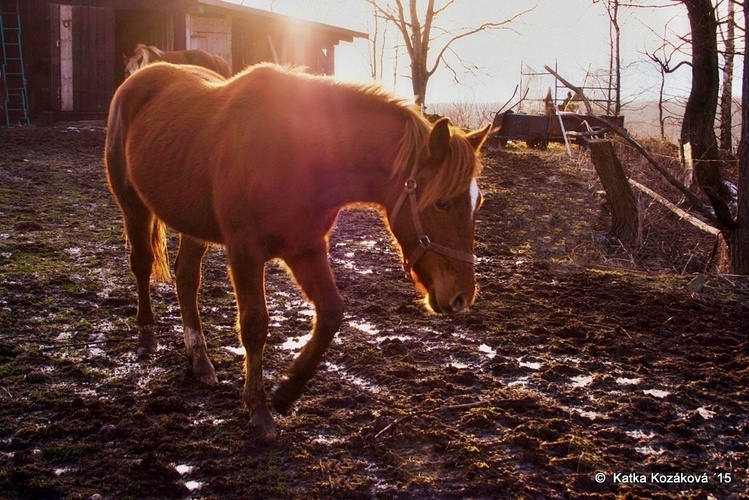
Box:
left=4, top=0, right=360, bottom=122
left=49, top=4, right=114, bottom=112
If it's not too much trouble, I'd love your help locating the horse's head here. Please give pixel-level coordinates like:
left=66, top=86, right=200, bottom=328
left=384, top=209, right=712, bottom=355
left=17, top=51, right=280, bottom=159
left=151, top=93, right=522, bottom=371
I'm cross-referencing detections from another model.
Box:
left=123, top=45, right=161, bottom=79
left=122, top=53, right=143, bottom=79
left=388, top=117, right=491, bottom=314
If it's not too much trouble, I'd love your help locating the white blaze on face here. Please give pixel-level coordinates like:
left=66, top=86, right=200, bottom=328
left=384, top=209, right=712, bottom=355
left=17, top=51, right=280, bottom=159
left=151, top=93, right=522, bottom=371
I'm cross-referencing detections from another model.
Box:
left=469, top=178, right=480, bottom=216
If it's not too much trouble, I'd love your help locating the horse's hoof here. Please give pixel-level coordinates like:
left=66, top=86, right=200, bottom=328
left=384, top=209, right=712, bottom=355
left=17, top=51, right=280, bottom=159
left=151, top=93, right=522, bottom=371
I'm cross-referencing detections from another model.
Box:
left=270, top=375, right=304, bottom=415
left=137, top=326, right=158, bottom=357
left=191, top=354, right=218, bottom=385
left=195, top=371, right=219, bottom=385
left=254, top=424, right=278, bottom=443
left=136, top=346, right=154, bottom=358
left=248, top=404, right=277, bottom=442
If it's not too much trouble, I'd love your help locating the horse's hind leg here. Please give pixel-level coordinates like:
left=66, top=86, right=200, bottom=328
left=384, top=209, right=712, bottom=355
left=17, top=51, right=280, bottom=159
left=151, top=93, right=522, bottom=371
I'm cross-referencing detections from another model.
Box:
left=175, top=235, right=217, bottom=384
left=119, top=199, right=162, bottom=357
left=271, top=243, right=344, bottom=415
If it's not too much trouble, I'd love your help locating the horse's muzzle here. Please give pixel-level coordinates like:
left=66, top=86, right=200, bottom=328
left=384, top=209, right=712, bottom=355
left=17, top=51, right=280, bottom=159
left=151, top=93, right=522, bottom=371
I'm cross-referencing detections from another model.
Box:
left=428, top=288, right=473, bottom=314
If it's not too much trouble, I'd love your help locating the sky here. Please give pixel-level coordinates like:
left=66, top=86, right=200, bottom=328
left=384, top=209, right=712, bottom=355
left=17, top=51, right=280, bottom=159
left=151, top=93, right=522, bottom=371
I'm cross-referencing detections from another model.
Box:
left=226, top=1, right=710, bottom=110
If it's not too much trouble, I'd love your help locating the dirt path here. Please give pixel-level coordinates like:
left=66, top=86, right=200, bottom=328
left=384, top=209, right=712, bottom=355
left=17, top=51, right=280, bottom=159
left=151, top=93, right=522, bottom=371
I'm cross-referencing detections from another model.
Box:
left=0, top=124, right=747, bottom=498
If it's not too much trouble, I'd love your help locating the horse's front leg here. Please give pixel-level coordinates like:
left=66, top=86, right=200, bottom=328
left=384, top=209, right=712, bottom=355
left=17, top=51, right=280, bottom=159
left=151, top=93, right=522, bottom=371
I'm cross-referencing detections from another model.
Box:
left=271, top=243, right=344, bottom=415
left=227, top=251, right=275, bottom=441
left=175, top=235, right=217, bottom=384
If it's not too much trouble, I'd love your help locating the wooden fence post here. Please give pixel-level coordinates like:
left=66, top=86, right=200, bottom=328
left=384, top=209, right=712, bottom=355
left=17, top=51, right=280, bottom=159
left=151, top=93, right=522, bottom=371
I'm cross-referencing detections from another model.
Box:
left=587, top=139, right=641, bottom=246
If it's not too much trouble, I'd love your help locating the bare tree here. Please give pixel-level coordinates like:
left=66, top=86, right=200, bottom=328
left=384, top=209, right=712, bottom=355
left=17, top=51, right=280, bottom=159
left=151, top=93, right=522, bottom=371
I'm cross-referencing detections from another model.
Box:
left=363, top=0, right=532, bottom=110
left=367, top=3, right=389, bottom=82
left=718, top=0, right=736, bottom=151
left=593, top=0, right=622, bottom=115
left=644, top=20, right=691, bottom=140
left=680, top=0, right=742, bottom=274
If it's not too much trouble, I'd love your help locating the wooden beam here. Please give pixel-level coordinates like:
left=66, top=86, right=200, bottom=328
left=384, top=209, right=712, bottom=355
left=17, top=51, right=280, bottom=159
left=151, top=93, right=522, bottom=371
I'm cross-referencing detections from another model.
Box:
left=629, top=179, right=720, bottom=235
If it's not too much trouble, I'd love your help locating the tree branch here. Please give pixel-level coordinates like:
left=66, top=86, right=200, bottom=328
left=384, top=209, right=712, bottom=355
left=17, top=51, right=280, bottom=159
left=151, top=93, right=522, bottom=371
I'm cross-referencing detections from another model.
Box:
left=366, top=0, right=414, bottom=57
left=426, top=8, right=533, bottom=77
left=544, top=65, right=720, bottom=225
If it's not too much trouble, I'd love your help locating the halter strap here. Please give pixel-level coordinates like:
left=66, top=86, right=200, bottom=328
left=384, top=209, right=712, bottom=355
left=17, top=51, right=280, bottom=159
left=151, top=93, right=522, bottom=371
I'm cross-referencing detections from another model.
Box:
left=389, top=178, right=477, bottom=279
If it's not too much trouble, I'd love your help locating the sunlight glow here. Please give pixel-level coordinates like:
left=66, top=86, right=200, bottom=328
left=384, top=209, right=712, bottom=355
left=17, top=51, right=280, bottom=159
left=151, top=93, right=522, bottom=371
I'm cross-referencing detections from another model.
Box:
left=230, top=0, right=693, bottom=111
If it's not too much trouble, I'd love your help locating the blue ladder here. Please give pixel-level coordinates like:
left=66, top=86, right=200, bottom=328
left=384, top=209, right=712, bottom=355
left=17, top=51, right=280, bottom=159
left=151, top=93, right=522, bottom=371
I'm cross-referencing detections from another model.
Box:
left=0, top=1, right=30, bottom=126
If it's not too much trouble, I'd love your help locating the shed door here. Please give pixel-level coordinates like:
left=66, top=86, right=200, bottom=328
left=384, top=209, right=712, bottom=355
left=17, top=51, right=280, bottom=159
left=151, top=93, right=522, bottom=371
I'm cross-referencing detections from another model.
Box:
left=186, top=14, right=232, bottom=72
left=50, top=4, right=114, bottom=112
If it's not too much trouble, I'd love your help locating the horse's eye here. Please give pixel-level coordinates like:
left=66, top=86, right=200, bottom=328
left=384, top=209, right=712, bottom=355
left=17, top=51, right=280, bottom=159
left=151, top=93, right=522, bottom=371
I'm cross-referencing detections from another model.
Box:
left=435, top=199, right=451, bottom=211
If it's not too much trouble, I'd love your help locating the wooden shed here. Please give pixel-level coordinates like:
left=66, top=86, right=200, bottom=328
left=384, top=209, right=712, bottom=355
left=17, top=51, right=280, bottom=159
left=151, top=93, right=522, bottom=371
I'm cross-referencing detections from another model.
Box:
left=0, top=0, right=367, bottom=125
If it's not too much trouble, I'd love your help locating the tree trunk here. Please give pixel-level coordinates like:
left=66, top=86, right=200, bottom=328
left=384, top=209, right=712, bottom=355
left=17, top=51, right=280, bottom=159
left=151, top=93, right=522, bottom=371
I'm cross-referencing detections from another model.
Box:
left=681, top=0, right=720, bottom=185
left=612, top=1, right=621, bottom=115
left=719, top=0, right=735, bottom=151
left=730, top=0, right=749, bottom=274
left=680, top=0, right=734, bottom=224
left=588, top=139, right=641, bottom=246
left=409, top=0, right=427, bottom=111
left=411, top=58, right=428, bottom=111
left=657, top=70, right=666, bottom=140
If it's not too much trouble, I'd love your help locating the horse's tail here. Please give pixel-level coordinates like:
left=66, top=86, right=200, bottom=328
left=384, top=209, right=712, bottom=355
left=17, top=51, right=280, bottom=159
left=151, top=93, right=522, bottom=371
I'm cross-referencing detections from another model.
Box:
left=150, top=218, right=171, bottom=283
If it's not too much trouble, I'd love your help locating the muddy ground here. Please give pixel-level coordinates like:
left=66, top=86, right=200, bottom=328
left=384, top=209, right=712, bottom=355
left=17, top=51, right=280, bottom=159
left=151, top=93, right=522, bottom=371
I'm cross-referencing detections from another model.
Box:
left=0, top=123, right=747, bottom=499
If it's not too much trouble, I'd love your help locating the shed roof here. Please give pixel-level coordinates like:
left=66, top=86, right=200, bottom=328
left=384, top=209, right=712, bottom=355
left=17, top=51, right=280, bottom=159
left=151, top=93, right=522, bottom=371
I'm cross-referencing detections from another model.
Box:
left=195, top=0, right=368, bottom=44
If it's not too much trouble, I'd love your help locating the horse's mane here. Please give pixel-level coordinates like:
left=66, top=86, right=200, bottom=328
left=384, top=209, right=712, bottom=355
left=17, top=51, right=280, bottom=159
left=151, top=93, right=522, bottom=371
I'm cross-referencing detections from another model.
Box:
left=388, top=104, right=482, bottom=210
left=313, top=75, right=481, bottom=210
left=134, top=44, right=165, bottom=64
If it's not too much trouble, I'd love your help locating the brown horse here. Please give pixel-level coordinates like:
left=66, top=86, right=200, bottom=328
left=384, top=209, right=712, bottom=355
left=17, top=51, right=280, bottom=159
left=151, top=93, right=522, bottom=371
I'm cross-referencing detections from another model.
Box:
left=105, top=62, right=491, bottom=441
left=122, top=44, right=231, bottom=78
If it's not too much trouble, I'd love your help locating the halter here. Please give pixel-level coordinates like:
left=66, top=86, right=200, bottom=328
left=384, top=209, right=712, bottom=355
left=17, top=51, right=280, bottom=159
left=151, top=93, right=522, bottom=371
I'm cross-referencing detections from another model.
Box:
left=389, top=177, right=477, bottom=279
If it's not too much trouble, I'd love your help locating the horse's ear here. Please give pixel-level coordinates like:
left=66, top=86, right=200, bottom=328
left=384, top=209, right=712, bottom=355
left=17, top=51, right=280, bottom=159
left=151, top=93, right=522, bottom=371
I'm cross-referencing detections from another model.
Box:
left=466, top=123, right=493, bottom=152
left=428, top=117, right=451, bottom=163
left=122, top=53, right=129, bottom=65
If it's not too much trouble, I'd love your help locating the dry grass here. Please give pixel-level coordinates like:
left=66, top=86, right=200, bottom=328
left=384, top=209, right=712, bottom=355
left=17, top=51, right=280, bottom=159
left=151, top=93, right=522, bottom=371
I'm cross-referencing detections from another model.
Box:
left=581, top=135, right=728, bottom=275
left=486, top=137, right=728, bottom=276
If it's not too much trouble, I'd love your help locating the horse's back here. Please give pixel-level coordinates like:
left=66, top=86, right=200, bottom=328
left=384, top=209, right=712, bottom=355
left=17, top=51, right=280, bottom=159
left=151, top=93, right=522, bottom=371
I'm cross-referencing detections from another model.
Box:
left=168, top=49, right=231, bottom=77
left=106, top=62, right=230, bottom=239
left=108, top=62, right=224, bottom=139
left=108, top=62, right=226, bottom=146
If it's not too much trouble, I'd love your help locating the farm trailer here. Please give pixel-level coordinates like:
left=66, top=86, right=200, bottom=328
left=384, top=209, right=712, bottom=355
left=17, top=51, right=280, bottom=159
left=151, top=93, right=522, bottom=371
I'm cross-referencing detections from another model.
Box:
left=488, top=110, right=624, bottom=150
